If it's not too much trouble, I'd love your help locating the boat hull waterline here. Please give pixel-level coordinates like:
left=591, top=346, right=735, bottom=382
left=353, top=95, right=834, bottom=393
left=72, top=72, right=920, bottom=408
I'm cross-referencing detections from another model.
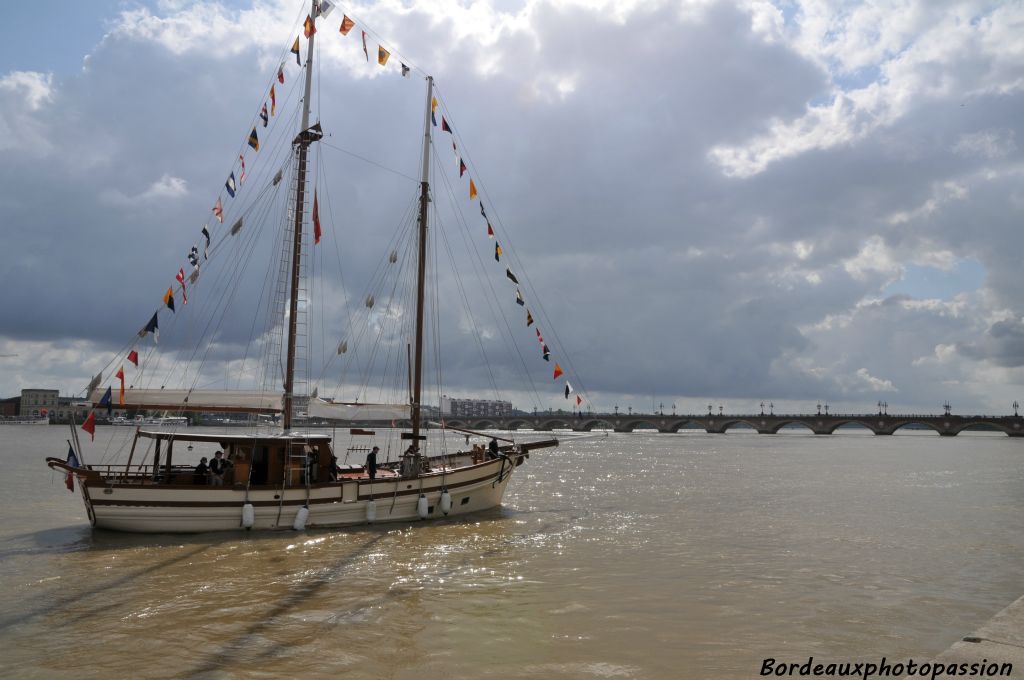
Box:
left=58, top=453, right=525, bottom=533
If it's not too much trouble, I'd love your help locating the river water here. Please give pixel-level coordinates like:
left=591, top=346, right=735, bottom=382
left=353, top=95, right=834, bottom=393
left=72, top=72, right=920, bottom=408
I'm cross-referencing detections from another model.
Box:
left=1, top=425, right=1021, bottom=678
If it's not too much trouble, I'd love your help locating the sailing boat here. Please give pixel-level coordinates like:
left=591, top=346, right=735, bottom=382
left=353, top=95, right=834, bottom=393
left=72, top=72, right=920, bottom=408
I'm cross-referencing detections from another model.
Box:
left=45, top=1, right=566, bottom=533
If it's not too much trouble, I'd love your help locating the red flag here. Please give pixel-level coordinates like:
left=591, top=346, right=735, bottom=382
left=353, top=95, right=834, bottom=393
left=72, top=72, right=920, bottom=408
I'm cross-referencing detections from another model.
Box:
left=553, top=364, right=563, bottom=380
left=459, top=159, right=467, bottom=177
left=487, top=222, right=494, bottom=238
left=441, top=116, right=452, bottom=133
left=270, top=85, right=276, bottom=115
left=361, top=30, right=369, bottom=61
left=313, top=190, right=322, bottom=245
left=277, top=63, right=285, bottom=84
left=340, top=15, right=355, bottom=35
left=116, top=365, right=125, bottom=406
left=304, top=14, right=316, bottom=38
left=212, top=197, right=223, bottom=223
left=176, top=268, right=188, bottom=305
left=127, top=350, right=139, bottom=366
left=81, top=411, right=96, bottom=441
left=576, top=394, right=583, bottom=406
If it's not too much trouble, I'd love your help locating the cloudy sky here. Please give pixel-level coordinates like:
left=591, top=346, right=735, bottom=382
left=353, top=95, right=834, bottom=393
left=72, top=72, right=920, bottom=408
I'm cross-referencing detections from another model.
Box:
left=1, top=0, right=1022, bottom=416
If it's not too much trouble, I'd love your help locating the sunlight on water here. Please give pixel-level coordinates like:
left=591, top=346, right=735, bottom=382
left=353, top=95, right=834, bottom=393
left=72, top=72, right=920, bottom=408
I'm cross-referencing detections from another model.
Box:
left=0, top=427, right=1022, bottom=678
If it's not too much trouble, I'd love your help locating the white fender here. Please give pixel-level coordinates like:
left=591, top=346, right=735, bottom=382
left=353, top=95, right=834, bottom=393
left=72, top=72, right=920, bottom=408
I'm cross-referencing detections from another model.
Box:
left=417, top=494, right=429, bottom=519
left=440, top=490, right=452, bottom=516
left=292, top=505, right=309, bottom=531
left=241, top=503, right=255, bottom=529
left=366, top=499, right=377, bottom=523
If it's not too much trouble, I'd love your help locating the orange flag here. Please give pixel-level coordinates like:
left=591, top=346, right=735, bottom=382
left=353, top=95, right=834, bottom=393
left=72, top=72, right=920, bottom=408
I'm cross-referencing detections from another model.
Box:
left=553, top=364, right=563, bottom=380
left=304, top=14, right=316, bottom=38
left=270, top=84, right=276, bottom=115
left=116, top=365, right=125, bottom=406
left=339, top=15, right=354, bottom=36
left=469, top=179, right=477, bottom=200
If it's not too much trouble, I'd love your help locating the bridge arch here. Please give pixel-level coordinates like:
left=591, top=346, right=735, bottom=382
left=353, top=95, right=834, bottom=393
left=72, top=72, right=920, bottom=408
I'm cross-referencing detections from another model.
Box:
left=505, top=419, right=534, bottom=430
left=666, top=420, right=705, bottom=433
left=891, top=420, right=943, bottom=435
left=766, top=420, right=817, bottom=434
left=622, top=420, right=661, bottom=433
left=720, top=419, right=762, bottom=433
left=823, top=420, right=877, bottom=435
left=579, top=419, right=615, bottom=431
left=952, top=421, right=1015, bottom=436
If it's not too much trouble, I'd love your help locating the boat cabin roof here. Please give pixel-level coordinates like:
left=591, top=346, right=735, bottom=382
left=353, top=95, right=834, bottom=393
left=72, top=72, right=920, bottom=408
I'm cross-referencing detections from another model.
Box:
left=138, top=429, right=332, bottom=445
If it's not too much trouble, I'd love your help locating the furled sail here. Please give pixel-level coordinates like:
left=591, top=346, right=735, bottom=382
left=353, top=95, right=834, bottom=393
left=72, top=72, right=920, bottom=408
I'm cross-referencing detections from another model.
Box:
left=90, top=388, right=282, bottom=413
left=307, top=398, right=409, bottom=421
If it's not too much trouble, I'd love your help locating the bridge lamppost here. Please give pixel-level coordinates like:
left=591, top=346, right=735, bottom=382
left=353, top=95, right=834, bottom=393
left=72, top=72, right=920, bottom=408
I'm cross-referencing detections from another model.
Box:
left=628, top=406, right=632, bottom=416
left=824, top=403, right=829, bottom=415
left=877, top=400, right=883, bottom=415
left=769, top=401, right=774, bottom=415
left=943, top=401, right=951, bottom=416
left=708, top=403, right=713, bottom=416
left=816, top=402, right=821, bottom=416
left=760, top=401, right=765, bottom=416
left=672, top=403, right=676, bottom=416
left=1015, top=401, right=1020, bottom=417
left=718, top=405, right=723, bottom=416
left=659, top=402, right=664, bottom=416
left=614, top=404, right=619, bottom=416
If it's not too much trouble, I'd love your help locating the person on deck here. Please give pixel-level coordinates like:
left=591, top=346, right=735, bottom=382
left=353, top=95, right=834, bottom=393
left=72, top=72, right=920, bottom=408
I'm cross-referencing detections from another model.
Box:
left=209, top=450, right=226, bottom=486
left=193, top=457, right=209, bottom=485
left=366, top=446, right=378, bottom=480
left=487, top=438, right=500, bottom=460
left=329, top=454, right=340, bottom=482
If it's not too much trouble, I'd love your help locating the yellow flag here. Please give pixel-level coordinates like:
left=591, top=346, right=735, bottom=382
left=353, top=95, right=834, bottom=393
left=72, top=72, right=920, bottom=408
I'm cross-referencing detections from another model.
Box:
left=469, top=179, right=477, bottom=200
left=378, top=45, right=390, bottom=66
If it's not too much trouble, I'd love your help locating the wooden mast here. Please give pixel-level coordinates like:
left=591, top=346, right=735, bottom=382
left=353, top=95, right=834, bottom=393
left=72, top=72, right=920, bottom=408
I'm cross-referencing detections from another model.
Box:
left=283, top=0, right=319, bottom=431
left=410, top=76, right=434, bottom=453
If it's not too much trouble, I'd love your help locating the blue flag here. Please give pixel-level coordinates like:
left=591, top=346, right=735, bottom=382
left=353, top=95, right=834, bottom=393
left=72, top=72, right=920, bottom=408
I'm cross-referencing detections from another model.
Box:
left=98, top=386, right=113, bottom=416
left=225, top=172, right=236, bottom=198
left=140, top=312, right=159, bottom=344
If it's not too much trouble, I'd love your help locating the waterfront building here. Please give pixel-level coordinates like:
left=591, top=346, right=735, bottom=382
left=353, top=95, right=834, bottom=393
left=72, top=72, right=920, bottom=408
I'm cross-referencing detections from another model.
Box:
left=440, top=395, right=513, bottom=418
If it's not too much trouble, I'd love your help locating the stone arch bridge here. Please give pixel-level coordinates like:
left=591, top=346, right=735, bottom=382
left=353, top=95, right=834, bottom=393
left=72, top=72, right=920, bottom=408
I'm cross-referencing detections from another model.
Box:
left=432, top=413, right=1024, bottom=437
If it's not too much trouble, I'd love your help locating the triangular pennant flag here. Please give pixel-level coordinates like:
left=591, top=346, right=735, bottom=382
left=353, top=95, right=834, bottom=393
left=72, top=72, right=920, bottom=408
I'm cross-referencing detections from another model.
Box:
left=260, top=104, right=268, bottom=127
left=542, top=344, right=550, bottom=361
left=526, top=310, right=534, bottom=326
left=238, top=154, right=246, bottom=184
left=248, top=127, right=260, bottom=151
left=176, top=268, right=188, bottom=305
left=313, top=189, right=322, bottom=244
left=163, top=287, right=175, bottom=313
left=495, top=242, right=501, bottom=261
left=291, top=36, right=301, bottom=65
left=140, top=312, right=159, bottom=343
left=378, top=45, right=390, bottom=66
left=506, top=269, right=519, bottom=284
left=340, top=15, right=355, bottom=36
left=401, top=63, right=410, bottom=77
left=127, top=350, right=139, bottom=366
left=316, top=0, right=334, bottom=18
left=469, top=179, right=477, bottom=200
left=116, top=365, right=125, bottom=406
left=99, top=386, right=113, bottom=416
left=565, top=382, right=573, bottom=399
left=212, top=199, right=223, bottom=224
left=431, top=96, right=438, bottom=126
left=441, top=116, right=452, bottom=133
left=225, top=172, right=236, bottom=198
left=553, top=363, right=563, bottom=380
left=304, top=14, right=316, bottom=38
left=230, top=217, right=243, bottom=235
left=480, top=202, right=487, bottom=219
left=277, top=63, right=285, bottom=84
left=270, top=85, right=276, bottom=115
left=201, top=224, right=211, bottom=257
left=361, top=30, right=369, bottom=61
left=536, top=328, right=541, bottom=338
left=515, top=288, right=524, bottom=305
left=64, top=444, right=78, bottom=491
left=487, top=222, right=494, bottom=238
left=81, top=411, right=96, bottom=442
left=576, top=394, right=582, bottom=406
left=459, top=159, right=467, bottom=177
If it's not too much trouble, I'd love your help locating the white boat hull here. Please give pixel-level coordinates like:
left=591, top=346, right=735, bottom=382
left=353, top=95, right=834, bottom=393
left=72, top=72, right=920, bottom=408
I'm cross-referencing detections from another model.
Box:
left=77, top=454, right=522, bottom=533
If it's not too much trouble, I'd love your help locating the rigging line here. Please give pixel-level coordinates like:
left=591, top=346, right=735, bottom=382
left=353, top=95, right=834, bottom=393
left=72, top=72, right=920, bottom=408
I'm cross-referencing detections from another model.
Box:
left=329, top=3, right=431, bottom=80
left=158, top=166, right=289, bottom=389
left=319, top=141, right=420, bottom=183
left=433, top=87, right=586, bottom=401
left=430, top=143, right=543, bottom=409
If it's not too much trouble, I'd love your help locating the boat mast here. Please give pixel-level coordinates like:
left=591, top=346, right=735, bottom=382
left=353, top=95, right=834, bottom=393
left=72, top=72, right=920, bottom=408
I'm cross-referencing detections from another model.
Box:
left=283, top=0, right=319, bottom=431
left=410, top=76, right=434, bottom=450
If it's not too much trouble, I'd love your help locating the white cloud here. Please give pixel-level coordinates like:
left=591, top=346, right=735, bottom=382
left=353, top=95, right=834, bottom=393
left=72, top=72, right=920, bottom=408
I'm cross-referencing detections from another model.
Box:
left=100, top=174, right=189, bottom=207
